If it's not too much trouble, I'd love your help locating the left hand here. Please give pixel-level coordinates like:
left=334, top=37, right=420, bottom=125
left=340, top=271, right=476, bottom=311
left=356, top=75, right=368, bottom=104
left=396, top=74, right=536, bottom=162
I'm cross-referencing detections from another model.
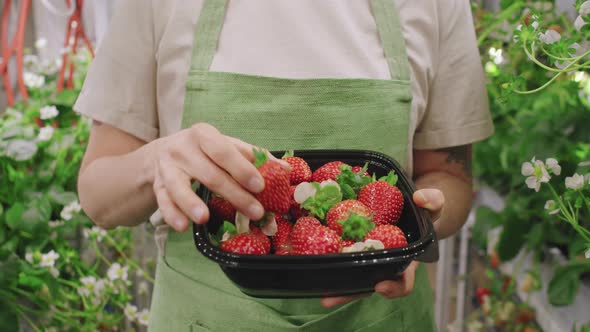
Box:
left=320, top=188, right=444, bottom=308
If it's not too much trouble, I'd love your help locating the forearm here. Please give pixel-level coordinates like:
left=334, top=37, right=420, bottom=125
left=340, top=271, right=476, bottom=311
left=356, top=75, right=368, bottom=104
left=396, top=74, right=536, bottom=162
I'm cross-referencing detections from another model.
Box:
left=415, top=171, right=473, bottom=239
left=78, top=140, right=161, bottom=229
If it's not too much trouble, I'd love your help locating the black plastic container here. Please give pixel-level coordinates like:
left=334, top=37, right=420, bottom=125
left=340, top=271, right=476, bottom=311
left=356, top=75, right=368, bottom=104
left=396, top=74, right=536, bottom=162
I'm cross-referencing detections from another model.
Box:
left=193, top=150, right=438, bottom=298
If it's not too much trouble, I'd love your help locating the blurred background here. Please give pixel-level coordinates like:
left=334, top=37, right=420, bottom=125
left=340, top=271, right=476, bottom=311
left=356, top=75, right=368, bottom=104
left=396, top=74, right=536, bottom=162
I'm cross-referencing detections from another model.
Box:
left=1, top=0, right=590, bottom=331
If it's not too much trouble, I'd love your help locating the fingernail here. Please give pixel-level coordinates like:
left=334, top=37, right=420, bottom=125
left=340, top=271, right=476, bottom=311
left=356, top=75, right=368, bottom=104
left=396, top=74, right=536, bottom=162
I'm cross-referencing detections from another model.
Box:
left=416, top=191, right=434, bottom=210
left=248, top=203, right=264, bottom=219
left=248, top=177, right=264, bottom=193
left=192, top=206, right=204, bottom=222
left=174, top=219, right=186, bottom=229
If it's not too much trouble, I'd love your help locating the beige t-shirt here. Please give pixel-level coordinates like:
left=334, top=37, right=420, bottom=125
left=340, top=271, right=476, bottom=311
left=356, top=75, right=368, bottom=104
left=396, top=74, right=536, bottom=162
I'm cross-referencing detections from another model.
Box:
left=74, top=0, right=493, bottom=154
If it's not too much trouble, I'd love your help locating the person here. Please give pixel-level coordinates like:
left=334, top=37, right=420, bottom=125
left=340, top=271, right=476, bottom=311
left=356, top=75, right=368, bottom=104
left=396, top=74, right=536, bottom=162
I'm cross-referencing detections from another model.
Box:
left=75, top=0, right=493, bottom=330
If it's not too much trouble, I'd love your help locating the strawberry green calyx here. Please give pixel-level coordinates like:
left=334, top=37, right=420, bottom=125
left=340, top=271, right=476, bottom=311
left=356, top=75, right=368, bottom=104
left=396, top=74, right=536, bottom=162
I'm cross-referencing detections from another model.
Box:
left=379, top=171, right=398, bottom=186
left=253, top=148, right=270, bottom=168
left=281, top=150, right=294, bottom=159
left=339, top=213, right=375, bottom=241
left=211, top=221, right=237, bottom=246
left=301, top=182, right=342, bottom=221
left=336, top=164, right=373, bottom=200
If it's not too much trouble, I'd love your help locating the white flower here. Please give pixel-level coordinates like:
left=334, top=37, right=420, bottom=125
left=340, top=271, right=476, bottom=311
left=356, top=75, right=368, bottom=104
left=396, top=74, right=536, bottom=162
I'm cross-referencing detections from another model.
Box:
left=40, top=250, right=59, bottom=268
left=35, top=38, right=48, bottom=49
left=78, top=276, right=100, bottom=297
left=585, top=174, right=590, bottom=183
left=556, top=43, right=590, bottom=69
left=575, top=15, right=587, bottom=31
left=294, top=182, right=317, bottom=204
left=138, top=281, right=149, bottom=295
left=488, top=47, right=504, bottom=64
left=585, top=248, right=590, bottom=259
left=23, top=72, right=45, bottom=88
left=466, top=320, right=484, bottom=332
left=60, top=200, right=81, bottom=220
left=539, top=30, right=561, bottom=44
left=137, top=309, right=149, bottom=326
left=565, top=173, right=585, bottom=190
left=531, top=21, right=539, bottom=30
left=516, top=24, right=523, bottom=31
left=40, top=106, right=59, bottom=120
left=107, top=263, right=129, bottom=281
left=497, top=301, right=515, bottom=321
left=580, top=1, right=590, bottom=16
left=37, top=126, right=54, bottom=142
left=48, top=220, right=64, bottom=228
left=25, top=252, right=34, bottom=263
left=481, top=295, right=491, bottom=314
left=83, top=226, right=107, bottom=241
left=124, top=304, right=138, bottom=322
left=521, top=158, right=550, bottom=192
left=544, top=200, right=560, bottom=215
left=579, top=160, right=590, bottom=167
left=49, top=267, right=60, bottom=278
left=545, top=158, right=561, bottom=175
left=5, top=139, right=38, bottom=161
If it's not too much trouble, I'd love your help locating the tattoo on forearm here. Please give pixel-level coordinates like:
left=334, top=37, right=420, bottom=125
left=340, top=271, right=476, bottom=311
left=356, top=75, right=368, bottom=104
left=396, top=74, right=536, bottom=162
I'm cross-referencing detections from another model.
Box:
left=436, top=145, right=472, bottom=177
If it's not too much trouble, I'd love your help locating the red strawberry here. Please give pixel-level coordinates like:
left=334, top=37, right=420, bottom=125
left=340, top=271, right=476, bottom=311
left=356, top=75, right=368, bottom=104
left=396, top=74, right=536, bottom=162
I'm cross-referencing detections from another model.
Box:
left=282, top=151, right=312, bottom=185
left=357, top=171, right=404, bottom=225
left=249, top=225, right=271, bottom=254
left=291, top=217, right=342, bottom=255
left=326, top=200, right=373, bottom=237
left=476, top=287, right=491, bottom=305
left=364, top=225, right=407, bottom=249
left=342, top=239, right=355, bottom=248
left=289, top=185, right=307, bottom=219
left=254, top=149, right=291, bottom=214
left=220, top=233, right=267, bottom=255
left=516, top=308, right=535, bottom=324
left=208, top=195, right=236, bottom=222
left=490, top=251, right=500, bottom=269
left=351, top=166, right=370, bottom=177
left=311, top=161, right=349, bottom=182
left=272, top=217, right=293, bottom=253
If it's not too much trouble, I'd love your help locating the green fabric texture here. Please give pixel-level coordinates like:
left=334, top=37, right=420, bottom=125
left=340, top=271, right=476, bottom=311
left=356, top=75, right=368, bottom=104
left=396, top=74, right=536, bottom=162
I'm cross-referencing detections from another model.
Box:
left=148, top=0, right=436, bottom=331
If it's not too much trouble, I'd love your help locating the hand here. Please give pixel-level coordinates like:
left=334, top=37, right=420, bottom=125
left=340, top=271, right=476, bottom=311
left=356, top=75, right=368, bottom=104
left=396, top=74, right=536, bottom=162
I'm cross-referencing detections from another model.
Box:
left=152, top=123, right=288, bottom=232
left=320, top=188, right=444, bottom=308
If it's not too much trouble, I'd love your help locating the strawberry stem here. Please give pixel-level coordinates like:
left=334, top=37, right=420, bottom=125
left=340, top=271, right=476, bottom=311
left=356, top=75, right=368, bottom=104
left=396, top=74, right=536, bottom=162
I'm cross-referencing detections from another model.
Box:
left=336, top=165, right=373, bottom=200
left=379, top=171, right=398, bottom=186
left=253, top=148, right=269, bottom=168
left=211, top=221, right=237, bottom=246
left=339, top=213, right=375, bottom=241
left=281, top=150, right=294, bottom=159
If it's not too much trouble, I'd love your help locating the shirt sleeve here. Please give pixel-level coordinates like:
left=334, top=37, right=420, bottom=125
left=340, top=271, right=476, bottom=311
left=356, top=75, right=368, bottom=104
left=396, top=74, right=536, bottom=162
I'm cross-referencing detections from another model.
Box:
left=74, top=0, right=159, bottom=142
left=413, top=0, right=494, bottom=149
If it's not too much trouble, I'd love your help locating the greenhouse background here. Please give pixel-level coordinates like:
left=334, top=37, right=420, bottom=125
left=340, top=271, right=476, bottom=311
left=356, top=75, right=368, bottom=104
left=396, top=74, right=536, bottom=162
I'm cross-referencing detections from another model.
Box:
left=1, top=0, right=590, bottom=331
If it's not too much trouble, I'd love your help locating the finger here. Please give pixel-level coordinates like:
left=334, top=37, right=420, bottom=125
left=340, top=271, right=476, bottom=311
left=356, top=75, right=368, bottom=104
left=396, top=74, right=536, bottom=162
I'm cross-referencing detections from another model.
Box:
left=154, top=179, right=189, bottom=232
left=186, top=150, right=265, bottom=221
left=320, top=293, right=370, bottom=308
left=200, top=135, right=266, bottom=193
left=158, top=154, right=211, bottom=224
left=375, top=261, right=419, bottom=299
left=227, top=137, right=291, bottom=170
left=413, top=189, right=444, bottom=221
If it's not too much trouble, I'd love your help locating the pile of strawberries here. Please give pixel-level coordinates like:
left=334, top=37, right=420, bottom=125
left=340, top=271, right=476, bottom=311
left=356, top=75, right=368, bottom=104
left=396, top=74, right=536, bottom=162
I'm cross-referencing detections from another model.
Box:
left=208, top=150, right=408, bottom=255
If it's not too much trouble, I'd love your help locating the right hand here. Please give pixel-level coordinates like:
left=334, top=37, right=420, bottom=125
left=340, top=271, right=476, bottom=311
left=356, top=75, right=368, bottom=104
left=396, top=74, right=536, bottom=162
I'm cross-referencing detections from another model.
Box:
left=152, top=123, right=286, bottom=232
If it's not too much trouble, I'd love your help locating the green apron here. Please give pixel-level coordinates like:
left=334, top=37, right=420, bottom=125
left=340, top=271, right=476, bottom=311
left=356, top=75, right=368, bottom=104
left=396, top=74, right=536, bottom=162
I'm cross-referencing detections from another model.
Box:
left=148, top=0, right=436, bottom=331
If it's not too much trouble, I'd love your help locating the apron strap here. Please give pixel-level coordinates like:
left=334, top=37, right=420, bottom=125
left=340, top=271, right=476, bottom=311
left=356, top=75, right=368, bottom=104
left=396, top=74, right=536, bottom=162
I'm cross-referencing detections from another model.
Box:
left=189, top=0, right=411, bottom=81
left=190, top=0, right=229, bottom=72
left=370, top=0, right=411, bottom=81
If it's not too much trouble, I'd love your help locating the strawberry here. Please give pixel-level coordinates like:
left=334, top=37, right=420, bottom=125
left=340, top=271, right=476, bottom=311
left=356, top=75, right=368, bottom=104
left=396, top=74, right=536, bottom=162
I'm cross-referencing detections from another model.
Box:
left=476, top=287, right=491, bottom=305
left=515, top=308, right=535, bottom=324
left=357, top=171, right=404, bottom=225
left=272, top=217, right=293, bottom=253
left=220, top=233, right=268, bottom=255
left=342, top=239, right=355, bottom=248
left=282, top=151, right=312, bottom=185
left=364, top=225, right=407, bottom=249
left=291, top=217, right=342, bottom=255
left=289, top=185, right=307, bottom=219
left=208, top=195, right=236, bottom=222
left=253, top=149, right=291, bottom=214
left=351, top=166, right=370, bottom=177
left=311, top=161, right=349, bottom=182
left=490, top=250, right=500, bottom=269
left=250, top=225, right=271, bottom=254
left=326, top=200, right=373, bottom=238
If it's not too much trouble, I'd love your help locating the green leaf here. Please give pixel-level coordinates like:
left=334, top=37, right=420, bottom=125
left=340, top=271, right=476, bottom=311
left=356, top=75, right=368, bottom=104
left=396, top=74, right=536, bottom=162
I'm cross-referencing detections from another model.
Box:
left=548, top=261, right=590, bottom=306
left=526, top=223, right=545, bottom=251
left=48, top=185, right=78, bottom=205
left=54, top=89, right=78, bottom=106
left=6, top=198, right=51, bottom=236
left=0, top=254, right=20, bottom=286
left=302, top=184, right=343, bottom=220
left=17, top=272, right=45, bottom=290
left=336, top=164, right=372, bottom=200
left=496, top=215, right=531, bottom=261
left=210, top=221, right=237, bottom=247
left=580, top=321, right=590, bottom=332
left=5, top=203, right=25, bottom=230
left=471, top=207, right=501, bottom=250
left=0, top=300, right=19, bottom=332
left=339, top=213, right=374, bottom=241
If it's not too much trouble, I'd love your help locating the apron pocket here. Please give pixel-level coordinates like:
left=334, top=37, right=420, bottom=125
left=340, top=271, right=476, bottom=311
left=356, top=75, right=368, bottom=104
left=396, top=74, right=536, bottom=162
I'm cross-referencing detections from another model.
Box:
left=189, top=323, right=211, bottom=331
